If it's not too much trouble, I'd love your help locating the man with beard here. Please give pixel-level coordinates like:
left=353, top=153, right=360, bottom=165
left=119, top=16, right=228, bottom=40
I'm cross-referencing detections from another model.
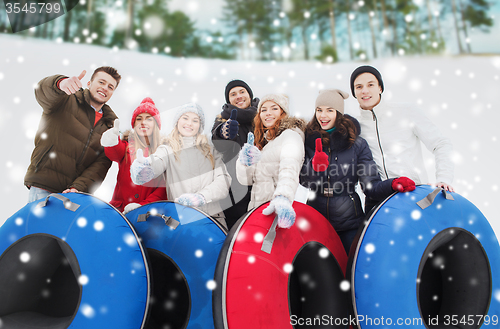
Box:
left=25, top=67, right=121, bottom=202
left=211, top=79, right=259, bottom=228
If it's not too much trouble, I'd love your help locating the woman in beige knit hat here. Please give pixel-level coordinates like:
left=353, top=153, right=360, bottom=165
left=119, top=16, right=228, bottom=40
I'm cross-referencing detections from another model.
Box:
left=300, top=89, right=415, bottom=254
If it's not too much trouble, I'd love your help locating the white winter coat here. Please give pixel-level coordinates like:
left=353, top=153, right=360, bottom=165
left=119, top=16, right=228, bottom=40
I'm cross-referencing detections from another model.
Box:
left=150, top=136, right=231, bottom=226
left=236, top=117, right=306, bottom=210
left=357, top=99, right=454, bottom=185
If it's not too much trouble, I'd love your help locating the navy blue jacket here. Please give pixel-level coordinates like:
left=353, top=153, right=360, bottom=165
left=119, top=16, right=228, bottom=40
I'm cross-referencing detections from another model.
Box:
left=300, top=116, right=394, bottom=232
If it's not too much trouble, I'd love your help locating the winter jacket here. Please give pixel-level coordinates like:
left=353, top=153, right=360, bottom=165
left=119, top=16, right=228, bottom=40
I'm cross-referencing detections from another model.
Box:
left=25, top=74, right=117, bottom=193
left=149, top=136, right=231, bottom=227
left=300, top=115, right=394, bottom=232
left=236, top=117, right=306, bottom=210
left=211, top=98, right=259, bottom=223
left=357, top=99, right=454, bottom=185
left=105, top=137, right=167, bottom=212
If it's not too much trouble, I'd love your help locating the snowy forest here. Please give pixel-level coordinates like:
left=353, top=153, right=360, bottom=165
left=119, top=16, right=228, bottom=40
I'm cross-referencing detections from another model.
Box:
left=0, top=0, right=495, bottom=61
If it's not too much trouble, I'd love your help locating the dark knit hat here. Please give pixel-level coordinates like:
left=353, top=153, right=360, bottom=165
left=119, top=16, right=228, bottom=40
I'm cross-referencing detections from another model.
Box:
left=225, top=79, right=253, bottom=104
left=350, top=65, right=384, bottom=98
left=131, top=97, right=161, bottom=129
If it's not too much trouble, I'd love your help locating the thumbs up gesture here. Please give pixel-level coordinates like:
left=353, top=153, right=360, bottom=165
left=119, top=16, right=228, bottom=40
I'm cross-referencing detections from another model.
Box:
left=130, top=149, right=156, bottom=185
left=59, top=70, right=86, bottom=95
left=238, top=132, right=262, bottom=166
left=312, top=138, right=329, bottom=172
left=220, top=108, right=239, bottom=140
left=101, top=119, right=120, bottom=147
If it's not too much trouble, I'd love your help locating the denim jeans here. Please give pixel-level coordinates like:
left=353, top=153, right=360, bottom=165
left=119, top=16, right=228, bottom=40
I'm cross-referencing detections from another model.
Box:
left=28, top=186, right=52, bottom=203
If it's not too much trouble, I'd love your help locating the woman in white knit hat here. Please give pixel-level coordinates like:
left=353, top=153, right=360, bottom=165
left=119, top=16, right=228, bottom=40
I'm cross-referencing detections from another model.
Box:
left=130, top=103, right=231, bottom=228
left=236, top=94, right=306, bottom=229
left=300, top=89, right=415, bottom=254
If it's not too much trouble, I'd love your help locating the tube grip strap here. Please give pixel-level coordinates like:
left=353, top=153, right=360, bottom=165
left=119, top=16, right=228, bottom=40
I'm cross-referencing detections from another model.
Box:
left=137, top=212, right=180, bottom=230
left=261, top=215, right=279, bottom=254
left=417, top=187, right=454, bottom=210
left=37, top=193, right=80, bottom=212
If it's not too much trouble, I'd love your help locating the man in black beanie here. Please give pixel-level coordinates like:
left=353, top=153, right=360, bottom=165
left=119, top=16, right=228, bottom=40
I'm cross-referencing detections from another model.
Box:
left=350, top=65, right=454, bottom=211
left=211, top=79, right=259, bottom=228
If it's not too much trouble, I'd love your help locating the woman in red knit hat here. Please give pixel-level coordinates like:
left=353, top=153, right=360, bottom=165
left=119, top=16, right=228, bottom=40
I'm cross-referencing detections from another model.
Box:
left=100, top=97, right=167, bottom=213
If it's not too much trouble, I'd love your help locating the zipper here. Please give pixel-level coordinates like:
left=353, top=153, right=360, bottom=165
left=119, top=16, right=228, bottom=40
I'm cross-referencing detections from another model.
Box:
left=35, top=145, right=54, bottom=173
left=349, top=194, right=358, bottom=216
left=326, top=147, right=332, bottom=220
left=76, top=127, right=94, bottom=166
left=371, top=110, right=389, bottom=179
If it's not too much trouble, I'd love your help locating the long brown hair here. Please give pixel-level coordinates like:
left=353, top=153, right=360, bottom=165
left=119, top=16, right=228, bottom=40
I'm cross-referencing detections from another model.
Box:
left=305, top=111, right=357, bottom=148
left=253, top=110, right=287, bottom=150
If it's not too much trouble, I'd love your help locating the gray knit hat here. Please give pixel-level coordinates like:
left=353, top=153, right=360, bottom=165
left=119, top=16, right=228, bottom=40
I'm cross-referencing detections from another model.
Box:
left=315, top=89, right=349, bottom=115
left=173, top=103, right=205, bottom=133
left=258, top=94, right=289, bottom=115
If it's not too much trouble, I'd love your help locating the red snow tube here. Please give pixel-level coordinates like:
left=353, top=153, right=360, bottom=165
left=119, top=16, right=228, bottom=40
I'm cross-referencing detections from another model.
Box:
left=214, top=202, right=349, bottom=328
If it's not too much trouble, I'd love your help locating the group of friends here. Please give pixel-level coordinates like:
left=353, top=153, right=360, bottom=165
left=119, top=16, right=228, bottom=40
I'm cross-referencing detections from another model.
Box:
left=24, top=65, right=454, bottom=254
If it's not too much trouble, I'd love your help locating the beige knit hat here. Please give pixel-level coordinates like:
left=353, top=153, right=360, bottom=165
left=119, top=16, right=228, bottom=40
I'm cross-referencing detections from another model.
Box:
left=258, top=94, right=289, bottom=115
left=315, top=89, right=349, bottom=114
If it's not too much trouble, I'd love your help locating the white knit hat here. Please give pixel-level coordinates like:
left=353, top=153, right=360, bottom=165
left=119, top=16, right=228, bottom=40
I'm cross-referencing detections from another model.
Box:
left=257, top=94, right=289, bottom=115
left=172, top=103, right=205, bottom=133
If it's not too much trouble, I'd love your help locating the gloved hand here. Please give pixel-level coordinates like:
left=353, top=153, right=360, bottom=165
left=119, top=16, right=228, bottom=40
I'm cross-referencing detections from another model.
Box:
left=312, top=138, right=328, bottom=172
left=220, top=109, right=239, bottom=140
left=262, top=195, right=296, bottom=229
left=123, top=202, right=141, bottom=214
left=238, top=132, right=261, bottom=166
left=101, top=119, right=120, bottom=147
left=130, top=149, right=155, bottom=185
left=175, top=193, right=206, bottom=207
left=392, top=177, right=416, bottom=192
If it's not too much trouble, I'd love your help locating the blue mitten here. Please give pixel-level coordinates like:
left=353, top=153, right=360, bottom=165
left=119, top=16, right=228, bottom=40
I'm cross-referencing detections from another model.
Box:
left=262, top=195, right=296, bottom=229
left=130, top=149, right=155, bottom=185
left=220, top=109, right=239, bottom=140
left=238, top=132, right=261, bottom=166
left=175, top=193, right=206, bottom=207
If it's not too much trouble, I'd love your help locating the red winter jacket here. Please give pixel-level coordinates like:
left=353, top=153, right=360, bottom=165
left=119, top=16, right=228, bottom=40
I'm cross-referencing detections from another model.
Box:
left=105, top=138, right=167, bottom=212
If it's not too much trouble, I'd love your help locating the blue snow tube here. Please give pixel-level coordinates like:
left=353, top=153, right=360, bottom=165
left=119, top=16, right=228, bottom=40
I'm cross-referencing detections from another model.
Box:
left=0, top=193, right=150, bottom=329
left=125, top=201, right=227, bottom=329
left=352, top=185, right=500, bottom=328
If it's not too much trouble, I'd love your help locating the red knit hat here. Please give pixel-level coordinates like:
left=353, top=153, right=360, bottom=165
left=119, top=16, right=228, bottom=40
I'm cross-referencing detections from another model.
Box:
left=131, top=97, right=161, bottom=129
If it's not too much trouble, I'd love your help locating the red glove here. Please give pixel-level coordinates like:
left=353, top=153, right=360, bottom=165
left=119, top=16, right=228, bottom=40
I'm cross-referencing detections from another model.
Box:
left=392, top=177, right=416, bottom=192
left=312, top=138, right=329, bottom=172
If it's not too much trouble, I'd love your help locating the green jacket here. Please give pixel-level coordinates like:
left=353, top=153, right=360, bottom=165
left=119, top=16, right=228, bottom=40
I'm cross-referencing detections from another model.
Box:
left=24, top=74, right=117, bottom=193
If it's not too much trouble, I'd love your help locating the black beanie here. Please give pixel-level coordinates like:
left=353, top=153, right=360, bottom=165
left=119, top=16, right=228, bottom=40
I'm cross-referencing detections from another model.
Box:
left=225, top=80, right=253, bottom=104
left=350, top=65, right=384, bottom=98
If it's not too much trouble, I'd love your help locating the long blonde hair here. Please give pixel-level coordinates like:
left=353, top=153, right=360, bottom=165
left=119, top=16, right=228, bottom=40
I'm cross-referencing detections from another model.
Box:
left=165, top=127, right=215, bottom=169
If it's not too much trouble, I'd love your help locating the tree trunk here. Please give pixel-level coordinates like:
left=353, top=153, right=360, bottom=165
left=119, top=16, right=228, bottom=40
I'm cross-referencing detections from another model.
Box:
left=301, top=23, right=310, bottom=60
left=424, top=0, right=435, bottom=32
left=328, top=0, right=337, bottom=53
left=86, top=0, right=94, bottom=32
left=368, top=11, right=378, bottom=58
left=458, top=0, right=472, bottom=53
left=379, top=0, right=394, bottom=55
left=346, top=11, right=354, bottom=60
left=126, top=0, right=134, bottom=42
left=63, top=9, right=72, bottom=41
left=451, top=0, right=464, bottom=54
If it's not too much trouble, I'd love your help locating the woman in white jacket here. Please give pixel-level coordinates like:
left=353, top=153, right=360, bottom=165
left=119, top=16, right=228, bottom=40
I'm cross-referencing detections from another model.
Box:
left=130, top=103, right=231, bottom=228
left=236, top=94, right=306, bottom=229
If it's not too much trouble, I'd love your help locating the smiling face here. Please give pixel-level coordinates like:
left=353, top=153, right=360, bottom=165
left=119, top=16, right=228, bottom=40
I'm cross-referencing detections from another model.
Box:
left=259, top=101, right=283, bottom=128
left=177, top=112, right=201, bottom=137
left=353, top=72, right=382, bottom=111
left=228, top=86, right=251, bottom=109
left=134, top=113, right=155, bottom=138
left=316, top=106, right=337, bottom=130
left=87, top=71, right=117, bottom=110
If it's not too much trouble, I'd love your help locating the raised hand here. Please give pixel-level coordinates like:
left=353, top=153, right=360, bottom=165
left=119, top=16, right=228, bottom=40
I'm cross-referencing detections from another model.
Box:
left=130, top=149, right=155, bottom=185
left=238, top=132, right=261, bottom=166
left=262, top=195, right=296, bottom=229
left=59, top=70, right=86, bottom=95
left=312, top=138, right=328, bottom=172
left=101, top=119, right=120, bottom=147
left=220, top=108, right=239, bottom=140
left=392, top=177, right=416, bottom=193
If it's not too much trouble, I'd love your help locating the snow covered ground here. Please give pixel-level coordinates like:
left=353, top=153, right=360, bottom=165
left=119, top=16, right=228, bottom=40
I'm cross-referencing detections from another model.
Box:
left=0, top=34, right=499, bottom=239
